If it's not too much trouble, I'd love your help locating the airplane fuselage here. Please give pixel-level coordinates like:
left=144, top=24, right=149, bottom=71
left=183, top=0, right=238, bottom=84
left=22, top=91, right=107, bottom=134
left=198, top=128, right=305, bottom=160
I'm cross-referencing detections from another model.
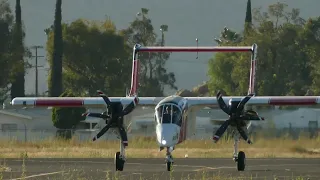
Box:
left=154, top=95, right=188, bottom=148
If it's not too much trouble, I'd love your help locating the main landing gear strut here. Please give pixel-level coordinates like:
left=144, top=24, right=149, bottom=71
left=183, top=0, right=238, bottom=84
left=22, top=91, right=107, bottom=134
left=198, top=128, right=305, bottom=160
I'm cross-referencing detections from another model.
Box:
left=232, top=127, right=251, bottom=171
left=115, top=139, right=127, bottom=171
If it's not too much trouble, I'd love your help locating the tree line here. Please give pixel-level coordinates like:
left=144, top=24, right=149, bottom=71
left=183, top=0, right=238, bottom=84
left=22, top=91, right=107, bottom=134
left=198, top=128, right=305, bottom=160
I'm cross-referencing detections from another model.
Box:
left=208, top=1, right=320, bottom=98
left=0, top=0, right=177, bottom=139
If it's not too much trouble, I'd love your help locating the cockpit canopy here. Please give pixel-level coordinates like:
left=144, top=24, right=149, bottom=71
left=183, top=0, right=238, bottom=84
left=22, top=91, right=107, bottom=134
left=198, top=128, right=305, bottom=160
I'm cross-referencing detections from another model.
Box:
left=155, top=103, right=182, bottom=125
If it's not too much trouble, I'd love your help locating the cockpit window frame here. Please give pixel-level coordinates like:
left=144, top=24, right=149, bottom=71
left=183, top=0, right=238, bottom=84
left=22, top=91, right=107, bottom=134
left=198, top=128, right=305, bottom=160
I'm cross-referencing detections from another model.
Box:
left=155, top=103, right=183, bottom=124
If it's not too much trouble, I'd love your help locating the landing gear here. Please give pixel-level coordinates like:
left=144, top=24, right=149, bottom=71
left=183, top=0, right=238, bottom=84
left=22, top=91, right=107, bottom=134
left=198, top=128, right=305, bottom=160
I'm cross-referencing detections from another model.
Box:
left=115, top=152, right=125, bottom=171
left=114, top=139, right=126, bottom=171
left=165, top=147, right=174, bottom=171
left=166, top=160, right=173, bottom=171
left=233, top=130, right=247, bottom=171
left=235, top=151, right=246, bottom=171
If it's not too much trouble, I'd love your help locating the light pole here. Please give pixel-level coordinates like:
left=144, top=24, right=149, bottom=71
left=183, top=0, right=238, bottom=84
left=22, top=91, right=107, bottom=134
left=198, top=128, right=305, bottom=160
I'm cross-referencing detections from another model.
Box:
left=30, top=45, right=44, bottom=97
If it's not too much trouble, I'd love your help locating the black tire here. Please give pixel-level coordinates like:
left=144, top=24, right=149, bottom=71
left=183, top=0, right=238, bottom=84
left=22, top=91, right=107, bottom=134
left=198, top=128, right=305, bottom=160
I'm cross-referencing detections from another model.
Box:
left=166, top=162, right=173, bottom=171
left=237, top=151, right=245, bottom=171
left=115, top=152, right=124, bottom=171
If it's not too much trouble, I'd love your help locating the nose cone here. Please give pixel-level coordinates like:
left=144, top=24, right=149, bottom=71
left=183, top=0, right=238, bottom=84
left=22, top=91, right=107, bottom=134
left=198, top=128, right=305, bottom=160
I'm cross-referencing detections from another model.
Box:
left=156, top=124, right=180, bottom=147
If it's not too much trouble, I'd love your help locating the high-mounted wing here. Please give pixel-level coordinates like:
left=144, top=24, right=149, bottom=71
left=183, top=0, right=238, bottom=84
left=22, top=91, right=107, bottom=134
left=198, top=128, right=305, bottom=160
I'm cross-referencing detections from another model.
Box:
left=11, top=96, right=320, bottom=109
left=10, top=96, right=164, bottom=108
left=185, top=96, right=320, bottom=109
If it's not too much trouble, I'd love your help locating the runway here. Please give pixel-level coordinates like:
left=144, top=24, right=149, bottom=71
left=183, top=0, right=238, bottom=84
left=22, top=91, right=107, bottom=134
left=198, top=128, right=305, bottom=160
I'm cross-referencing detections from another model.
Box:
left=0, top=158, right=319, bottom=180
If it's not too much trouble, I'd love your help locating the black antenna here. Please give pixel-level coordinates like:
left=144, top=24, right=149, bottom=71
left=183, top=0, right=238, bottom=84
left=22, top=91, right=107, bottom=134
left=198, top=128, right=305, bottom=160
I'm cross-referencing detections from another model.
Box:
left=196, top=38, right=199, bottom=59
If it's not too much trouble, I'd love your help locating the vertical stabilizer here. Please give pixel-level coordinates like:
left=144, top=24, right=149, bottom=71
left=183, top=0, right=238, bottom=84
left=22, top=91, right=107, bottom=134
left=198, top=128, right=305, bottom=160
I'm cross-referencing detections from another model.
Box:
left=129, top=45, right=141, bottom=97
left=248, top=44, right=258, bottom=95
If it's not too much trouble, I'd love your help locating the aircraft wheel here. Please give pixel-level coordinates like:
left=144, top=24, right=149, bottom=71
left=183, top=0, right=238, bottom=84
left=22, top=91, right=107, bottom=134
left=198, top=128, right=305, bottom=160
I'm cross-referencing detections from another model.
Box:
left=166, top=161, right=173, bottom=171
left=237, top=151, right=245, bottom=171
left=115, top=152, right=125, bottom=171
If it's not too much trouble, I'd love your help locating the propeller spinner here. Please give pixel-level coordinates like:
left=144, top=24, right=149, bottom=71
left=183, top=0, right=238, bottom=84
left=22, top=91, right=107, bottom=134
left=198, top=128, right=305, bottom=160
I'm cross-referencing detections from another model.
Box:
left=82, top=90, right=139, bottom=147
left=213, top=91, right=261, bottom=144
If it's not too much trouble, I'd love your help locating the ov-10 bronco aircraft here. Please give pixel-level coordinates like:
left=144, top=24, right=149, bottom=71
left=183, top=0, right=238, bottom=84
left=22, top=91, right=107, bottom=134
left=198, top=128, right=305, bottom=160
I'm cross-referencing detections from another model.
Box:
left=11, top=43, right=320, bottom=172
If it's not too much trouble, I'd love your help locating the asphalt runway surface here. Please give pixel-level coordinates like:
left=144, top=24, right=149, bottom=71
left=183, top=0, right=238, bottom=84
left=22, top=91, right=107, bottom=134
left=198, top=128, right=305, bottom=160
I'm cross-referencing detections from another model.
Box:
left=0, top=158, right=319, bottom=180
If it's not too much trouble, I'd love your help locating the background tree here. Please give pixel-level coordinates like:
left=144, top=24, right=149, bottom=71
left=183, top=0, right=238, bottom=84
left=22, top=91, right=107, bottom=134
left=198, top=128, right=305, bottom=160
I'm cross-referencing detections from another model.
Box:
left=0, top=0, right=14, bottom=103
left=244, top=0, right=253, bottom=36
left=303, top=17, right=320, bottom=94
left=48, top=0, right=63, bottom=97
left=46, top=18, right=131, bottom=96
left=122, top=8, right=177, bottom=96
left=52, top=90, right=86, bottom=139
left=208, top=2, right=317, bottom=98
left=10, top=0, right=26, bottom=100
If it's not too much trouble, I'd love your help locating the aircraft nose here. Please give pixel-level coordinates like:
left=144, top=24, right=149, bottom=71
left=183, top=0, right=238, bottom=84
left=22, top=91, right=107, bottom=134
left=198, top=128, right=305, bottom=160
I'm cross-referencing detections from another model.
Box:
left=156, top=124, right=179, bottom=147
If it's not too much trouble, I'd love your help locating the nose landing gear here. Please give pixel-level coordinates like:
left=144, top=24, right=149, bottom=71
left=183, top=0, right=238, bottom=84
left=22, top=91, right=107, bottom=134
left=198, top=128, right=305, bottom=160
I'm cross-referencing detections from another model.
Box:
left=165, top=147, right=174, bottom=171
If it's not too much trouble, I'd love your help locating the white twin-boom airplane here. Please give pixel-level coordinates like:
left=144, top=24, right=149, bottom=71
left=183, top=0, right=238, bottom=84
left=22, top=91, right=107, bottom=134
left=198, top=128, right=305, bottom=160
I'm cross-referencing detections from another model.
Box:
left=10, top=43, right=320, bottom=171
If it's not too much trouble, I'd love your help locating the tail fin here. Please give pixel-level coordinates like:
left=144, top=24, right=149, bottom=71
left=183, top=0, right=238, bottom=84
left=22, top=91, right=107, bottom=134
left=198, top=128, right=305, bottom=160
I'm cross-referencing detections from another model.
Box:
left=248, top=44, right=258, bottom=95
left=128, top=45, right=140, bottom=97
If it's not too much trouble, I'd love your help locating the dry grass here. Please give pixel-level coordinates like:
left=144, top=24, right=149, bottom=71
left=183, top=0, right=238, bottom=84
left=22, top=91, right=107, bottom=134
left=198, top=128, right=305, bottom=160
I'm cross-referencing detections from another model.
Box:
left=0, top=132, right=318, bottom=158
left=0, top=133, right=317, bottom=180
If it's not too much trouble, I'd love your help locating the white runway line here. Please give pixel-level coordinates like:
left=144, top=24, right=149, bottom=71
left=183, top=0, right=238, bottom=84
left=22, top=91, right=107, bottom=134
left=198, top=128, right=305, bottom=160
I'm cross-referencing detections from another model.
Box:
left=8, top=171, right=64, bottom=180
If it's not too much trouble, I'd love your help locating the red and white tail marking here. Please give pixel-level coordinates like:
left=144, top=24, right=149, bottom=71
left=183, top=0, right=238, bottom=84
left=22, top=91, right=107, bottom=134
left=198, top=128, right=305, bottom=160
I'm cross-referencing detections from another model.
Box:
left=129, top=58, right=139, bottom=97
left=248, top=44, right=258, bottom=95
left=135, top=46, right=253, bottom=53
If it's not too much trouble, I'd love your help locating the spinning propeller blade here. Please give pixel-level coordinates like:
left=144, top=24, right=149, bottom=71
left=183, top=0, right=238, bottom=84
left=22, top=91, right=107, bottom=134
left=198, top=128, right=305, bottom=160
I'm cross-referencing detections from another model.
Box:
left=122, top=96, right=139, bottom=115
left=97, top=90, right=112, bottom=107
left=214, top=92, right=253, bottom=144
left=235, top=123, right=252, bottom=144
left=82, top=112, right=109, bottom=119
left=237, top=93, right=254, bottom=112
left=216, top=91, right=230, bottom=115
left=90, top=90, right=139, bottom=146
left=213, top=120, right=230, bottom=143
left=118, top=126, right=129, bottom=147
left=93, top=122, right=112, bottom=141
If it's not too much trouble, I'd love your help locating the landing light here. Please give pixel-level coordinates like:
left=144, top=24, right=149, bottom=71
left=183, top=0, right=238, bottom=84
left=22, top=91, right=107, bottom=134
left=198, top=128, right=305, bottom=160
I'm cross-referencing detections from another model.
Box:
left=161, top=140, right=167, bottom=145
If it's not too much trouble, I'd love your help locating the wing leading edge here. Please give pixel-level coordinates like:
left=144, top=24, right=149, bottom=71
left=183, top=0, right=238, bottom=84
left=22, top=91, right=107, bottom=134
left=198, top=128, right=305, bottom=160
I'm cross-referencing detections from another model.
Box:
left=11, top=96, right=320, bottom=108
left=186, top=96, right=320, bottom=108
left=10, top=97, right=165, bottom=108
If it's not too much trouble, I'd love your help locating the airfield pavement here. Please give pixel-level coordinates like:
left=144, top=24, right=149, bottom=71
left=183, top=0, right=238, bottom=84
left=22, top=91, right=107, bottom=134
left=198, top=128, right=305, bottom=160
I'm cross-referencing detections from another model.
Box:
left=0, top=158, right=320, bottom=180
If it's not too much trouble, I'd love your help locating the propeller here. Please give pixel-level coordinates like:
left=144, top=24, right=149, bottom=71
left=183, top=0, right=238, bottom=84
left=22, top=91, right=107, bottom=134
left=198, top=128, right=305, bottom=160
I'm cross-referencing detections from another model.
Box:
left=82, top=90, right=139, bottom=147
left=213, top=91, right=257, bottom=144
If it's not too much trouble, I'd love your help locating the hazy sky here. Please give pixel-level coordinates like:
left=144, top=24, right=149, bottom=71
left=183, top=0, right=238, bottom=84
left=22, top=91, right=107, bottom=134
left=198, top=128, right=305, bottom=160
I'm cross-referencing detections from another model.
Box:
left=8, top=0, right=320, bottom=96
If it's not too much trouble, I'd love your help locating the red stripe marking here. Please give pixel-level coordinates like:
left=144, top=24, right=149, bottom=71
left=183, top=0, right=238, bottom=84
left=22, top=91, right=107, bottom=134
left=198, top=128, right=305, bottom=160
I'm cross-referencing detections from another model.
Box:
left=129, top=59, right=138, bottom=96
left=35, top=99, right=84, bottom=107
left=137, top=47, right=252, bottom=53
left=269, top=98, right=317, bottom=105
